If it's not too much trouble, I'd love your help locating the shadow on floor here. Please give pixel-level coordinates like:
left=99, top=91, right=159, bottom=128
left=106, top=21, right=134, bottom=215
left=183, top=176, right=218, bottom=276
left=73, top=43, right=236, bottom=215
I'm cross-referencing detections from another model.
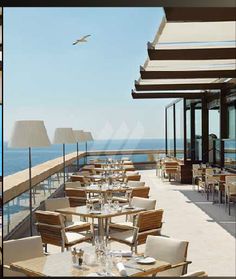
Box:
left=176, top=188, right=236, bottom=237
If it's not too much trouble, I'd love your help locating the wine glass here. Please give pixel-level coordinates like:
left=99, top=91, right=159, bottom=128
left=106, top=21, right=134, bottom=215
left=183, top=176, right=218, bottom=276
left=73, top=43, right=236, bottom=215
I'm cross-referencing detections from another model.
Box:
left=114, top=200, right=119, bottom=211
left=107, top=191, right=113, bottom=207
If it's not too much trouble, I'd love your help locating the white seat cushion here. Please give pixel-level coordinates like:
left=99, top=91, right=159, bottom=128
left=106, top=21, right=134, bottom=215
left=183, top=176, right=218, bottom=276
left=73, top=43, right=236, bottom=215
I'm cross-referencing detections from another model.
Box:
left=127, top=181, right=145, bottom=188
left=65, top=221, right=90, bottom=231
left=110, top=229, right=135, bottom=245
left=65, top=181, right=82, bottom=189
left=182, top=271, right=207, bottom=277
left=131, top=197, right=156, bottom=210
left=145, top=235, right=188, bottom=276
left=112, top=197, right=128, bottom=203
left=65, top=232, right=89, bottom=245
left=109, top=221, right=134, bottom=228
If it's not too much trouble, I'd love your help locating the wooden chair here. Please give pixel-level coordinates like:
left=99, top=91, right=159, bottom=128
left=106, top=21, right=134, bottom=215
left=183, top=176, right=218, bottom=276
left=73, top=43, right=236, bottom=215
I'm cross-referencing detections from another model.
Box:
left=3, top=236, right=45, bottom=276
left=127, top=181, right=145, bottom=188
left=126, top=172, right=141, bottom=181
left=162, top=161, right=179, bottom=182
left=112, top=187, right=150, bottom=204
left=109, top=209, right=164, bottom=253
left=65, top=188, right=87, bottom=207
left=123, top=165, right=136, bottom=172
left=192, top=164, right=201, bottom=189
left=225, top=177, right=236, bottom=215
left=70, top=175, right=90, bottom=185
left=131, top=187, right=150, bottom=198
left=204, top=169, right=220, bottom=201
left=81, top=165, right=95, bottom=174
left=65, top=181, right=82, bottom=189
left=35, top=210, right=91, bottom=252
left=181, top=271, right=208, bottom=277
left=113, top=197, right=157, bottom=224
left=44, top=197, right=91, bottom=233
left=144, top=235, right=191, bottom=276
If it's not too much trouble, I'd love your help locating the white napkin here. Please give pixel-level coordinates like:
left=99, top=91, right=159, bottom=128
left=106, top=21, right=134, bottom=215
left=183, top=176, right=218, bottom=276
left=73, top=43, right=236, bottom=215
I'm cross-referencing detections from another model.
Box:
left=112, top=250, right=132, bottom=257
left=116, top=262, right=128, bottom=277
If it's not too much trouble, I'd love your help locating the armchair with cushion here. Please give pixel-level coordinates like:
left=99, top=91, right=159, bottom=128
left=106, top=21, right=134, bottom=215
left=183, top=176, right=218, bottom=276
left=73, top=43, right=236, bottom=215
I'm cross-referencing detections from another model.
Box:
left=144, top=235, right=191, bottom=276
left=109, top=209, right=164, bottom=253
left=35, top=210, right=91, bottom=252
left=44, top=197, right=91, bottom=232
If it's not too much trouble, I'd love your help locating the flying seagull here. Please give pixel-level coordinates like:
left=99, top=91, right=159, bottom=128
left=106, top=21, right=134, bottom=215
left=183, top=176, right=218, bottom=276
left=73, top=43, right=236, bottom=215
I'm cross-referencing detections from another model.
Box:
left=72, top=35, right=91, bottom=45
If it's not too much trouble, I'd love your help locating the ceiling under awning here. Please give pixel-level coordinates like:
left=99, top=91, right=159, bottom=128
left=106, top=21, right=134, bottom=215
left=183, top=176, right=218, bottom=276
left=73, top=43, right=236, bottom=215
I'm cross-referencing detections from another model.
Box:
left=132, top=7, right=236, bottom=99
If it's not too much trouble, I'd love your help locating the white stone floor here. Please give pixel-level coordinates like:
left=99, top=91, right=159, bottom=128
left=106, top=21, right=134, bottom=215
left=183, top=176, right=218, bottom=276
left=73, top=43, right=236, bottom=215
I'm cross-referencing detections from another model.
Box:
left=47, top=169, right=236, bottom=276
left=141, top=170, right=236, bottom=277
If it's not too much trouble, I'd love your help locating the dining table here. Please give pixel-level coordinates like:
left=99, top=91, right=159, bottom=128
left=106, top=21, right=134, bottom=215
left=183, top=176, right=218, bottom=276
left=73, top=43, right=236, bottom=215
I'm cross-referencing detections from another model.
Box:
left=56, top=205, right=145, bottom=242
left=76, top=183, right=132, bottom=202
left=10, top=245, right=171, bottom=277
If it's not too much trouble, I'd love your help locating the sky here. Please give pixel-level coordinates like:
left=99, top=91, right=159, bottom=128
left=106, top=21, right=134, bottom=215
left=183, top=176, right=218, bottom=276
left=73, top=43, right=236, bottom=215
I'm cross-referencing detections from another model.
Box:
left=4, top=8, right=172, bottom=141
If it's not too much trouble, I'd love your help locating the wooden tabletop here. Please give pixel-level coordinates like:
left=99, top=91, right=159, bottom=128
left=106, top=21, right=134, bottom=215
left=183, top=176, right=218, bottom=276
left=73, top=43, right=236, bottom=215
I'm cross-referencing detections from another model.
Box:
left=10, top=248, right=171, bottom=277
left=76, top=184, right=132, bottom=194
left=56, top=205, right=144, bottom=219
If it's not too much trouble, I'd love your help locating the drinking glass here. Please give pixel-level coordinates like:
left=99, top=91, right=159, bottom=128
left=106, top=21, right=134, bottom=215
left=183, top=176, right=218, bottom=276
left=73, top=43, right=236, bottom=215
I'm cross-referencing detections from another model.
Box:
left=127, top=190, right=132, bottom=207
left=114, top=200, right=119, bottom=210
left=104, top=203, right=109, bottom=213
left=107, top=191, right=113, bottom=204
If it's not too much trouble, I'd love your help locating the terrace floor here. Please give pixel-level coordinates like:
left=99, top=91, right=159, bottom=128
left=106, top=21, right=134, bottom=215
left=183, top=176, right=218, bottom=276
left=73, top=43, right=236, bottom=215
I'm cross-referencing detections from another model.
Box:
left=47, top=169, right=236, bottom=277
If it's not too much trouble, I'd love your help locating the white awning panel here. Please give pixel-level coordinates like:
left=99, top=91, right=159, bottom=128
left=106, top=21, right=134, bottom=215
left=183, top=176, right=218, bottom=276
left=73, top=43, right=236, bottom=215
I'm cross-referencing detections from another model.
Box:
left=144, top=59, right=236, bottom=71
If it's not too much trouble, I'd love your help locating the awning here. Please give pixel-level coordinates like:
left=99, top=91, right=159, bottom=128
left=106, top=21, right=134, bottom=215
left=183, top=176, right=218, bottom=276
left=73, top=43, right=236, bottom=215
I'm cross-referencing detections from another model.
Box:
left=132, top=7, right=236, bottom=99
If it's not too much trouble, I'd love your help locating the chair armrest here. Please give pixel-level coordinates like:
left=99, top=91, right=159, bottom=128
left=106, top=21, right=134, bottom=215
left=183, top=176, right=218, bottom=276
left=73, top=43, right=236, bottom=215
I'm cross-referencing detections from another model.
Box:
left=170, top=261, right=192, bottom=269
left=109, top=223, right=136, bottom=230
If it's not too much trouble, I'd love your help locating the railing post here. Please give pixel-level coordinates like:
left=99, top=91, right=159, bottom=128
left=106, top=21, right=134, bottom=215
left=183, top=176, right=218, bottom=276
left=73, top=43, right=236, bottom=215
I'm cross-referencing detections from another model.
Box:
left=29, top=146, right=33, bottom=236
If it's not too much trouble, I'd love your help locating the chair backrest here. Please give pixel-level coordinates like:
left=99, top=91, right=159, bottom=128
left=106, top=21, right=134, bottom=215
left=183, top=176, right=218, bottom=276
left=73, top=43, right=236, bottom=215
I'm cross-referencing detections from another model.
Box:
left=131, top=187, right=150, bottom=198
left=225, top=175, right=236, bottom=184
left=205, top=168, right=214, bottom=175
left=127, top=181, right=145, bottom=188
left=182, top=271, right=208, bottom=277
left=65, top=189, right=87, bottom=198
left=121, top=157, right=130, bottom=161
left=44, top=197, right=71, bottom=222
left=34, top=210, right=65, bottom=247
left=65, top=189, right=87, bottom=207
left=131, top=197, right=156, bottom=210
left=126, top=174, right=141, bottom=182
left=226, top=183, right=236, bottom=196
left=70, top=175, right=88, bottom=183
left=45, top=197, right=70, bottom=211
left=144, top=235, right=189, bottom=276
left=124, top=165, right=135, bottom=171
left=192, top=164, right=200, bottom=170
left=137, top=209, right=163, bottom=232
left=65, top=181, right=82, bottom=189
left=3, top=236, right=44, bottom=277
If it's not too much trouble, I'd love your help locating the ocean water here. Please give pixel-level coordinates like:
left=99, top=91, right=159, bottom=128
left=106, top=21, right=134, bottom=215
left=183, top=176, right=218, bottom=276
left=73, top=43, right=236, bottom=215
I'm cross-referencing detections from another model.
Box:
left=4, top=139, right=166, bottom=176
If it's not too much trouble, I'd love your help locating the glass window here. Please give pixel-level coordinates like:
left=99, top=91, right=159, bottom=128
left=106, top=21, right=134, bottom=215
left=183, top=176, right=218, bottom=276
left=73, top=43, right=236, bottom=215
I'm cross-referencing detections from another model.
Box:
left=175, top=100, right=184, bottom=159
left=209, top=108, right=220, bottom=164
left=186, top=107, right=191, bottom=159
left=228, top=104, right=236, bottom=139
left=167, top=106, right=174, bottom=157
left=195, top=102, right=202, bottom=161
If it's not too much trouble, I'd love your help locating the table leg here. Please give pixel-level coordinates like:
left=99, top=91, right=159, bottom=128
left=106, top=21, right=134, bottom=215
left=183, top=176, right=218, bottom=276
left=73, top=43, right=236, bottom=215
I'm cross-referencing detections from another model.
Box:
left=97, top=218, right=105, bottom=243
